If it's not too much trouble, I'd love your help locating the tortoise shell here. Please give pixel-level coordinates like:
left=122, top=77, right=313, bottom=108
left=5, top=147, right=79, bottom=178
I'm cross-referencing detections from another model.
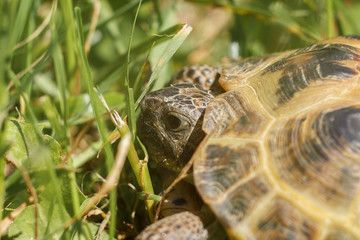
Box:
left=138, top=36, right=360, bottom=239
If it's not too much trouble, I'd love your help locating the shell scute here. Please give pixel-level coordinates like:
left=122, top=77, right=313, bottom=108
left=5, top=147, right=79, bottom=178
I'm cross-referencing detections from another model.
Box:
left=250, top=198, right=319, bottom=240
left=195, top=140, right=262, bottom=201
left=324, top=106, right=360, bottom=152
left=267, top=104, right=360, bottom=215
left=222, top=109, right=270, bottom=139
left=202, top=89, right=271, bottom=137
left=201, top=92, right=240, bottom=135
left=273, top=44, right=359, bottom=105
left=218, top=37, right=360, bottom=116
left=210, top=174, right=272, bottom=234
left=219, top=52, right=286, bottom=91
left=263, top=41, right=360, bottom=76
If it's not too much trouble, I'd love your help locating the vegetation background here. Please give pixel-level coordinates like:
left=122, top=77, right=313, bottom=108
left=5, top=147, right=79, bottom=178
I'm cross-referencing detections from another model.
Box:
left=1, top=0, right=359, bottom=239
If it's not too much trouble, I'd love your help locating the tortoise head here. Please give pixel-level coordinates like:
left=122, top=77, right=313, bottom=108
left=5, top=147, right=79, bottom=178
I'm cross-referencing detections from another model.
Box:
left=138, top=83, right=214, bottom=172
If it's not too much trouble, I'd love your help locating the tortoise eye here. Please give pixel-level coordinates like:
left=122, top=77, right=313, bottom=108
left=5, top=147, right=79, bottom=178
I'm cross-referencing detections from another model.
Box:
left=163, top=113, right=190, bottom=132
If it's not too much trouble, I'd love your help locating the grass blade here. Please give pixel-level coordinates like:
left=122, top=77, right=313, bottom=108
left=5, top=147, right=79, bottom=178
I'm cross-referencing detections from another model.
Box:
left=97, top=90, right=155, bottom=221
left=135, top=24, right=192, bottom=108
left=126, top=0, right=142, bottom=141
left=326, top=0, right=335, bottom=38
left=74, top=7, right=118, bottom=237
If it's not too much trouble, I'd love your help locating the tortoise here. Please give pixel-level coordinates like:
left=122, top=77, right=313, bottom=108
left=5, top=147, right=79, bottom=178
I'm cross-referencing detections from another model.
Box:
left=136, top=36, right=360, bottom=239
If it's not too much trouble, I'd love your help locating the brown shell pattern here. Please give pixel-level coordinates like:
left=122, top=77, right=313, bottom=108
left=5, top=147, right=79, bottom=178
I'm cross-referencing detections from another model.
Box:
left=193, top=36, right=360, bottom=239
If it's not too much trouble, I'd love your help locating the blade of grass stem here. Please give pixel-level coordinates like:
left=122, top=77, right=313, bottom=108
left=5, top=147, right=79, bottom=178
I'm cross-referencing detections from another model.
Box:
left=128, top=88, right=136, bottom=141
left=7, top=52, right=50, bottom=109
left=74, top=7, right=117, bottom=237
left=0, top=156, right=4, bottom=235
left=0, top=0, right=10, bottom=131
left=7, top=0, right=32, bottom=62
left=133, top=42, right=154, bottom=95
left=130, top=24, right=185, bottom=58
left=135, top=24, right=192, bottom=108
left=13, top=0, right=57, bottom=51
left=59, top=0, right=77, bottom=90
left=52, top=37, right=69, bottom=137
left=96, top=24, right=185, bottom=88
left=63, top=134, right=130, bottom=232
left=40, top=96, right=65, bottom=140
left=126, top=0, right=142, bottom=141
left=326, top=0, right=335, bottom=38
left=83, top=0, right=139, bottom=33
left=153, top=0, right=163, bottom=27
left=138, top=192, right=162, bottom=202
left=7, top=69, right=44, bottom=142
left=133, top=60, right=151, bottom=96
left=44, top=148, right=71, bottom=239
left=97, top=91, right=155, bottom=221
left=333, top=0, right=360, bottom=34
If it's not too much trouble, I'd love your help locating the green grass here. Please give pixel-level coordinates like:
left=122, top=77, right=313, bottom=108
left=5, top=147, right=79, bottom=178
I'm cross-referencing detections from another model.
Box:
left=1, top=0, right=359, bottom=239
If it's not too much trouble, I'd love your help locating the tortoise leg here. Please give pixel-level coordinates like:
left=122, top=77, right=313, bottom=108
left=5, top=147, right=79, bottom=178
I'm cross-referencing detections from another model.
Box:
left=136, top=211, right=208, bottom=240
left=137, top=180, right=217, bottom=240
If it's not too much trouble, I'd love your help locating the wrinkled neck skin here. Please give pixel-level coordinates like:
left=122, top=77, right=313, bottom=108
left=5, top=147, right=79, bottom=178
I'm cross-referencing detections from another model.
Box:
left=138, top=83, right=215, bottom=172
